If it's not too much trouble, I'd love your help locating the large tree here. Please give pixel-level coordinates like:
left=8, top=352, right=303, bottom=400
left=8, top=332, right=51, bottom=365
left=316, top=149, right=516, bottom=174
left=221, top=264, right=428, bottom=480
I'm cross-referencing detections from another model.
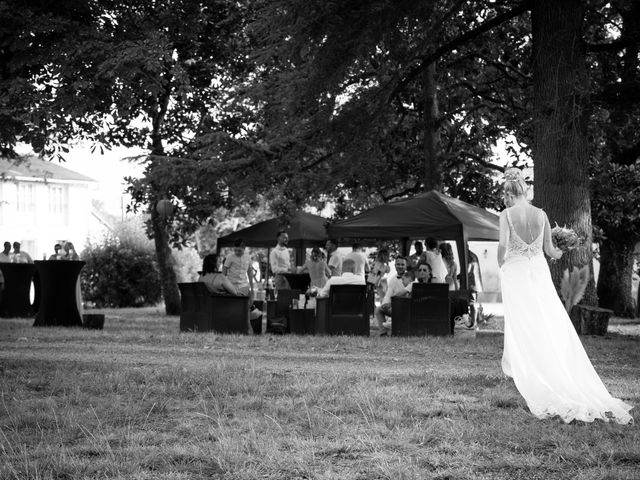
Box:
left=207, top=0, right=536, bottom=218
left=588, top=0, right=640, bottom=316
left=1, top=0, right=254, bottom=314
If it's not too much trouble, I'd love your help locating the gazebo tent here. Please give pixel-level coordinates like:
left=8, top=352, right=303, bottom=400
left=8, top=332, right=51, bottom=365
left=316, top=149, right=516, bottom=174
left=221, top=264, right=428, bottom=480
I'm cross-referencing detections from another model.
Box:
left=326, top=190, right=499, bottom=290
left=216, top=212, right=328, bottom=265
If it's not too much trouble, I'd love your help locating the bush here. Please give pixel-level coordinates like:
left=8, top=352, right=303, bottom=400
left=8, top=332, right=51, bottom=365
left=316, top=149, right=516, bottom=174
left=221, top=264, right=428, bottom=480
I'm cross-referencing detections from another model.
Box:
left=81, top=238, right=162, bottom=308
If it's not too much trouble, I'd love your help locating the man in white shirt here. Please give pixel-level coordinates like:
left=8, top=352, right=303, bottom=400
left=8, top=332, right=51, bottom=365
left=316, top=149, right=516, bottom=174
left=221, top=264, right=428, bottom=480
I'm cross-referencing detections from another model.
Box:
left=269, top=231, right=291, bottom=290
left=0, top=242, right=11, bottom=262
left=343, top=243, right=369, bottom=278
left=374, top=256, right=412, bottom=335
left=223, top=238, right=254, bottom=296
left=326, top=239, right=344, bottom=277
left=424, top=237, right=447, bottom=284
left=12, top=242, right=33, bottom=263
left=317, top=258, right=366, bottom=297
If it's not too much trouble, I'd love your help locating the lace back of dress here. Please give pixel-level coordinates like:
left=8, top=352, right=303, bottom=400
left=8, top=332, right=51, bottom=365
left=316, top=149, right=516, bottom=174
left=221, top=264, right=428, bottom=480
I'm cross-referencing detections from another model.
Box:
left=506, top=209, right=544, bottom=260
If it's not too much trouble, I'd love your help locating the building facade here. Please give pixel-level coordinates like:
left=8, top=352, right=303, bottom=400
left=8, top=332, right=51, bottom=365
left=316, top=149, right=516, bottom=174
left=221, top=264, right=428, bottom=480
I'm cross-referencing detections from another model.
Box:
left=0, top=156, right=98, bottom=260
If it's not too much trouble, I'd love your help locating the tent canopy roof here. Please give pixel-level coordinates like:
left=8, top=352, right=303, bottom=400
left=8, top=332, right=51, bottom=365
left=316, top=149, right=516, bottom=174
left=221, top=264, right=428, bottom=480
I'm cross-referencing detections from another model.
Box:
left=217, top=212, right=328, bottom=249
left=327, top=190, right=499, bottom=241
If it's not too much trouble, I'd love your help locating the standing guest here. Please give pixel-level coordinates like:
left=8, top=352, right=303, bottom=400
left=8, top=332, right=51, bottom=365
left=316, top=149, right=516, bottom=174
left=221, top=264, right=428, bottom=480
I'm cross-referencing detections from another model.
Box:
left=326, top=239, right=344, bottom=277
left=223, top=239, right=254, bottom=297
left=317, top=258, right=366, bottom=298
left=343, top=243, right=369, bottom=278
left=300, top=247, right=331, bottom=289
left=374, top=256, right=410, bottom=335
left=198, top=254, right=239, bottom=295
left=467, top=249, right=483, bottom=293
left=269, top=231, right=291, bottom=290
left=415, top=262, right=433, bottom=284
left=408, top=241, right=425, bottom=268
left=0, top=267, right=4, bottom=304
left=367, top=248, right=390, bottom=298
left=424, top=237, right=447, bottom=283
left=0, top=242, right=11, bottom=262
left=12, top=242, right=33, bottom=263
left=48, top=243, right=62, bottom=260
left=439, top=242, right=459, bottom=290
left=61, top=242, right=80, bottom=261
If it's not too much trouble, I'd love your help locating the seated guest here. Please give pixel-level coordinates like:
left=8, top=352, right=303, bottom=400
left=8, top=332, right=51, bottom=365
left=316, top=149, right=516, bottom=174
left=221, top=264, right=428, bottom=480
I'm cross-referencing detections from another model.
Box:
left=0, top=242, right=11, bottom=262
left=416, top=262, right=433, bottom=284
left=12, top=242, right=33, bottom=263
left=374, top=256, right=411, bottom=335
left=424, top=237, right=447, bottom=283
left=61, top=242, right=80, bottom=260
left=317, top=258, right=366, bottom=298
left=401, top=269, right=415, bottom=289
left=198, top=254, right=239, bottom=295
left=300, top=247, right=331, bottom=288
left=48, top=243, right=62, bottom=260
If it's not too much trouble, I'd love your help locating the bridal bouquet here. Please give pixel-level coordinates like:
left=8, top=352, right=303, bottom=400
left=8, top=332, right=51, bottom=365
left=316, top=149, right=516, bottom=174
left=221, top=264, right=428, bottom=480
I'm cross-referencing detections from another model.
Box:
left=551, top=224, right=584, bottom=252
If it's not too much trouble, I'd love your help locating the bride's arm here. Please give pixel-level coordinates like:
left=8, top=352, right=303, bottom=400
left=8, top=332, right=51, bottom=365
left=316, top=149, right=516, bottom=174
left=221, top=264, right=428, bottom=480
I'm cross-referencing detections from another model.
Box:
left=542, top=211, right=563, bottom=260
left=497, top=211, right=509, bottom=268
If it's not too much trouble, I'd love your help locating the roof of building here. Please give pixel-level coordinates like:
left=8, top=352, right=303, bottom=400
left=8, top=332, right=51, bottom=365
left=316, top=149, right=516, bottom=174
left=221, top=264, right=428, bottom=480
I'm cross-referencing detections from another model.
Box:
left=0, top=155, right=96, bottom=183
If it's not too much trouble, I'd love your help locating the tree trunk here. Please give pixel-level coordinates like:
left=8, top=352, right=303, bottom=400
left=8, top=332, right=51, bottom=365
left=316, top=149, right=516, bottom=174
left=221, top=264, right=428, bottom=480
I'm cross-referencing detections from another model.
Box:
left=423, top=62, right=442, bottom=192
left=532, top=0, right=596, bottom=305
left=597, top=237, right=636, bottom=317
left=149, top=102, right=180, bottom=315
left=150, top=198, right=181, bottom=315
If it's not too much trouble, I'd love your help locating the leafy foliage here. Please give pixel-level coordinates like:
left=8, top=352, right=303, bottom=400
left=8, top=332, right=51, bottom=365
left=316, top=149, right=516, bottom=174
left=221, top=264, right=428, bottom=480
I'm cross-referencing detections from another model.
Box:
left=213, top=0, right=534, bottom=215
left=81, top=236, right=162, bottom=308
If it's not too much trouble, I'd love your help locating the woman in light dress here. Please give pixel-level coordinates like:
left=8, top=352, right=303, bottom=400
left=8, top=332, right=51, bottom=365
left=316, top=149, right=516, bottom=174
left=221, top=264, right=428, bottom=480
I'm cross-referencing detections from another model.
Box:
left=439, top=242, right=459, bottom=290
left=498, top=168, right=633, bottom=424
left=300, top=247, right=331, bottom=289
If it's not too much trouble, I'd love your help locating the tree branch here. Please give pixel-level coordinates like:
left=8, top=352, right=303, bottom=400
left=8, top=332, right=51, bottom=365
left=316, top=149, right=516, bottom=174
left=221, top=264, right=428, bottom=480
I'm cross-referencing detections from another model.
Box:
left=458, top=151, right=506, bottom=172
left=586, top=38, right=634, bottom=53
left=387, top=0, right=532, bottom=101
left=380, top=181, right=423, bottom=202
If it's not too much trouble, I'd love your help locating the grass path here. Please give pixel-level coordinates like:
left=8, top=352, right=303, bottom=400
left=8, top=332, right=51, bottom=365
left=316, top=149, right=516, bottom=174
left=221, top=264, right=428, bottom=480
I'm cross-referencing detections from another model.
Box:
left=1, top=309, right=639, bottom=479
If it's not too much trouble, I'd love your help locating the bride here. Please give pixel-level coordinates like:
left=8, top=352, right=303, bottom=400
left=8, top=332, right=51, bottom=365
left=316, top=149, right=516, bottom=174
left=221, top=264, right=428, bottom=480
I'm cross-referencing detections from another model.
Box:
left=498, top=168, right=633, bottom=424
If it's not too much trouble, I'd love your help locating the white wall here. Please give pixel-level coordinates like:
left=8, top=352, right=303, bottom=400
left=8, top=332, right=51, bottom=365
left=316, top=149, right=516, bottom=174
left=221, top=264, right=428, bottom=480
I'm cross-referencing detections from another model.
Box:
left=0, top=180, right=95, bottom=260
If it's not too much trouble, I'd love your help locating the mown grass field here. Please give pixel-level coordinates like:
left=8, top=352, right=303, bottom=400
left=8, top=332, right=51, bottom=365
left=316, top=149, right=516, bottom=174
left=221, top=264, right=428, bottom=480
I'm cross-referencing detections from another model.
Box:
left=1, top=308, right=639, bottom=480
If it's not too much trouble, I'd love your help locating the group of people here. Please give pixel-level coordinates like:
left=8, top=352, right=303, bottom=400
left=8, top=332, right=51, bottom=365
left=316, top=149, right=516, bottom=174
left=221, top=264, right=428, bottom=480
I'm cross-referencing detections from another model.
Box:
left=0, top=241, right=79, bottom=264
left=48, top=242, right=79, bottom=261
left=265, top=230, right=472, bottom=335
left=0, top=241, right=33, bottom=263
left=197, top=239, right=263, bottom=332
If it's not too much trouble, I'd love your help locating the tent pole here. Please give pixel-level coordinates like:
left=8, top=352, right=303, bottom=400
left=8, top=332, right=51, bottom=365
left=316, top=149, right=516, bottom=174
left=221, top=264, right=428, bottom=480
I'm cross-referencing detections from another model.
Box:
left=401, top=237, right=410, bottom=257
left=456, top=228, right=469, bottom=291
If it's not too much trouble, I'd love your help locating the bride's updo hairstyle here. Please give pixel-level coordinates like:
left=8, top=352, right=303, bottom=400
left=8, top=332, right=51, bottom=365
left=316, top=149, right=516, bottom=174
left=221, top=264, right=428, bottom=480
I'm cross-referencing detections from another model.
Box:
left=503, top=168, right=528, bottom=198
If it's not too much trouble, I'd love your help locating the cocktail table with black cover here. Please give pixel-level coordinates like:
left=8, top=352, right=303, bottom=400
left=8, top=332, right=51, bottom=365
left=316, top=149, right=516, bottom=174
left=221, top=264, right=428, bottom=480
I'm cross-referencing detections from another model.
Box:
left=0, top=263, right=36, bottom=318
left=33, top=260, right=85, bottom=327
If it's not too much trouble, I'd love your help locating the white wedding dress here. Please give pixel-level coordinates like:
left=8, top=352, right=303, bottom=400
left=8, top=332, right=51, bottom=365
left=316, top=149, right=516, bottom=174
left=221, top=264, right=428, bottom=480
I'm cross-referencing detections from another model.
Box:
left=501, top=209, right=633, bottom=424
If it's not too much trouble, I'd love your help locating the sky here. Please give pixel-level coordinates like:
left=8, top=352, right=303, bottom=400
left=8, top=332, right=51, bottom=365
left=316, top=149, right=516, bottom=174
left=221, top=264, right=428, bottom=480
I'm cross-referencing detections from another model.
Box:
left=18, top=143, right=147, bottom=218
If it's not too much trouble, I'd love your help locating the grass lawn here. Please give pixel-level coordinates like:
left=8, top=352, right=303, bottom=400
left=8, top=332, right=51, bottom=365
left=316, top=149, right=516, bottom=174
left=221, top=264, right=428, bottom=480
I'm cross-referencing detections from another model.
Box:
left=1, top=308, right=639, bottom=480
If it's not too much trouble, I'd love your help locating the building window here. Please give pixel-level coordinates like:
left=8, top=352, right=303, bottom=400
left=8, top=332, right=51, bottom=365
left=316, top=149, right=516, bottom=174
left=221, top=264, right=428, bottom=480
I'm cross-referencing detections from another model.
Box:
left=17, top=184, right=35, bottom=214
left=48, top=185, right=67, bottom=214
